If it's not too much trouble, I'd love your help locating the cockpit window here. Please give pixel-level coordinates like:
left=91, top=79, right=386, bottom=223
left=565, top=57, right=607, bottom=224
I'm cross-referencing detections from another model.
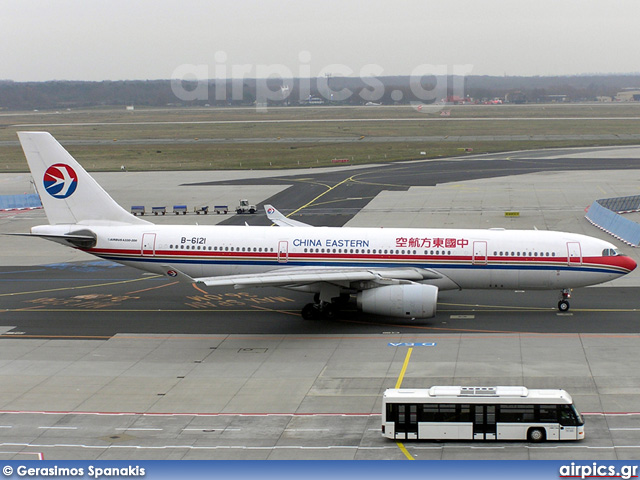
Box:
left=602, top=248, right=625, bottom=257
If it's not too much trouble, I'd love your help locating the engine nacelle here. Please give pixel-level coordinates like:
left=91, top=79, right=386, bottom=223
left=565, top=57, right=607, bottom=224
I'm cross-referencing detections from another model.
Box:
left=356, top=284, right=438, bottom=319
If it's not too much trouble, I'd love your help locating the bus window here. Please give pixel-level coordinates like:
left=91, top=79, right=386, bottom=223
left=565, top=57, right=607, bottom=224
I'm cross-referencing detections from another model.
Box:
left=421, top=404, right=467, bottom=422
left=499, top=404, right=535, bottom=422
left=439, top=404, right=456, bottom=422
left=539, top=405, right=558, bottom=423
left=421, top=404, right=438, bottom=422
left=459, top=405, right=472, bottom=422
left=398, top=405, right=406, bottom=424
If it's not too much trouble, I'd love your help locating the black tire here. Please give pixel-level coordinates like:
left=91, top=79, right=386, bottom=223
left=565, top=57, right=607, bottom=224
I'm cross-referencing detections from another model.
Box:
left=322, top=304, right=337, bottom=320
left=249, top=208, right=256, bottom=214
left=558, top=300, right=570, bottom=312
left=528, top=428, right=546, bottom=442
left=301, top=303, right=319, bottom=320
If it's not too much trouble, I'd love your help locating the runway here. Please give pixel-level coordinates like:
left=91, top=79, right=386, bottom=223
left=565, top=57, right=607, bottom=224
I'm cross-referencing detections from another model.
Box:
left=1, top=144, right=640, bottom=459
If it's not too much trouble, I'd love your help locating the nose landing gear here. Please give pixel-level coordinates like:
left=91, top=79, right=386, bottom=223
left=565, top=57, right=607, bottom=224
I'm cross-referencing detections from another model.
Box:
left=558, top=288, right=571, bottom=312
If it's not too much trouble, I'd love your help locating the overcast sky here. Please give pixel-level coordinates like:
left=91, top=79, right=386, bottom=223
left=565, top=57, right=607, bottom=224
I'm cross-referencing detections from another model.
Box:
left=2, top=0, right=639, bottom=82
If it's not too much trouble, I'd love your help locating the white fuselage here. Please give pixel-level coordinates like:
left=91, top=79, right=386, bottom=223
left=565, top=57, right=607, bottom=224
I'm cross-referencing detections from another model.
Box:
left=33, top=223, right=636, bottom=291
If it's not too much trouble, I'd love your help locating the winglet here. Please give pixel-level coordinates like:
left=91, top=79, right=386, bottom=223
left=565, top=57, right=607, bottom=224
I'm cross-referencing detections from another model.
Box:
left=264, top=204, right=311, bottom=227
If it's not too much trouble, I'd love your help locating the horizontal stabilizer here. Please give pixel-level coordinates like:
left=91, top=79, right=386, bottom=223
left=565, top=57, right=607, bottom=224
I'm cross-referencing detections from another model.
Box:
left=6, top=231, right=96, bottom=249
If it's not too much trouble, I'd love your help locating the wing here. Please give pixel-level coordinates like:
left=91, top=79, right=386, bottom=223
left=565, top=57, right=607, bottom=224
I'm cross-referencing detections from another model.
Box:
left=264, top=204, right=310, bottom=227
left=171, top=266, right=445, bottom=288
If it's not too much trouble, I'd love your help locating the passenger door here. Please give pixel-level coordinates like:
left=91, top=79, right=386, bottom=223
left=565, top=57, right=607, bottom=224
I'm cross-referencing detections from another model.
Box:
left=395, top=404, right=419, bottom=440
left=141, top=233, right=156, bottom=257
left=567, top=242, right=582, bottom=266
left=473, top=405, right=497, bottom=440
left=277, top=241, right=289, bottom=263
left=473, top=241, right=488, bottom=265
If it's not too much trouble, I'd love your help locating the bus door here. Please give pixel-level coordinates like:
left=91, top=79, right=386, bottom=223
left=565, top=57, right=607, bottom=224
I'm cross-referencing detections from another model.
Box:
left=394, top=404, right=419, bottom=440
left=473, top=405, right=497, bottom=440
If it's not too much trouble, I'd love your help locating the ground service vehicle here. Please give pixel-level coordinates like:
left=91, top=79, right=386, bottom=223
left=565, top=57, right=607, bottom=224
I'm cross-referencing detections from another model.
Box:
left=236, top=199, right=256, bottom=214
left=382, top=386, right=585, bottom=442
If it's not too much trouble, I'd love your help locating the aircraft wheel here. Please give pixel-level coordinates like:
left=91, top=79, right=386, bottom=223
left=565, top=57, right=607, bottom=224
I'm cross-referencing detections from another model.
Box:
left=301, top=303, right=319, bottom=320
left=558, top=300, right=570, bottom=312
left=322, top=303, right=337, bottom=320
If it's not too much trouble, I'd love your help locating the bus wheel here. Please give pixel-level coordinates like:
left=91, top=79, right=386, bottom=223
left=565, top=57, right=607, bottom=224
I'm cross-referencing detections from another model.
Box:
left=528, top=428, right=546, bottom=442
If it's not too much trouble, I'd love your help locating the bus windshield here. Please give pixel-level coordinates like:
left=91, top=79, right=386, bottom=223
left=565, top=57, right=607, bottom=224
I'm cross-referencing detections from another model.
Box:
left=559, top=404, right=584, bottom=426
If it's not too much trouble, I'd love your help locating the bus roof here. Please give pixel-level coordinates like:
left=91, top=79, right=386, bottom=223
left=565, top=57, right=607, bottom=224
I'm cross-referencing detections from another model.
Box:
left=383, top=386, right=573, bottom=405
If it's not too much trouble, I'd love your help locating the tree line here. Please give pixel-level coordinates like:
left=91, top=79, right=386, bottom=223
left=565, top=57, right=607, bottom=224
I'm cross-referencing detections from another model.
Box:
left=0, top=74, right=638, bottom=110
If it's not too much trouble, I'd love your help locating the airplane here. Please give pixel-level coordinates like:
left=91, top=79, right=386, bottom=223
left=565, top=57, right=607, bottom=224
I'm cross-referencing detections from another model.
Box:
left=13, top=131, right=637, bottom=320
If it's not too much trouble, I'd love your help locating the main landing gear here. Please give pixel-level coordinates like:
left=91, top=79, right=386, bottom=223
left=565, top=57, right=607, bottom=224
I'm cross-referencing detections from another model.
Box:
left=301, top=302, right=336, bottom=320
left=301, top=293, right=349, bottom=320
left=558, top=288, right=571, bottom=312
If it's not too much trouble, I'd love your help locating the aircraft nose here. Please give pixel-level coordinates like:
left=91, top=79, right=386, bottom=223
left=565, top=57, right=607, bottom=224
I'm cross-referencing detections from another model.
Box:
left=624, top=255, right=638, bottom=273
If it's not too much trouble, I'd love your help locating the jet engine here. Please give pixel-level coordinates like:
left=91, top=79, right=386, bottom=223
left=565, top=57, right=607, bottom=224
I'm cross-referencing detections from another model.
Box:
left=356, top=284, right=438, bottom=319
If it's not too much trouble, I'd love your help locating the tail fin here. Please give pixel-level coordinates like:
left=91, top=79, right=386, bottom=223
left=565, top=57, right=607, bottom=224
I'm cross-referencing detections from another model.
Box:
left=18, top=131, right=149, bottom=226
left=264, top=204, right=311, bottom=227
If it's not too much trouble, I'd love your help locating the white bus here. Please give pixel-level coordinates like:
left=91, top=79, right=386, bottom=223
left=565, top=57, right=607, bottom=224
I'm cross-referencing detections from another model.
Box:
left=382, top=386, right=584, bottom=442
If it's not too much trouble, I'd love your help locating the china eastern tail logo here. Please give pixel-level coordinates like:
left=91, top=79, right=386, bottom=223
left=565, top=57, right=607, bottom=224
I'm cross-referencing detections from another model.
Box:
left=43, top=164, right=78, bottom=198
